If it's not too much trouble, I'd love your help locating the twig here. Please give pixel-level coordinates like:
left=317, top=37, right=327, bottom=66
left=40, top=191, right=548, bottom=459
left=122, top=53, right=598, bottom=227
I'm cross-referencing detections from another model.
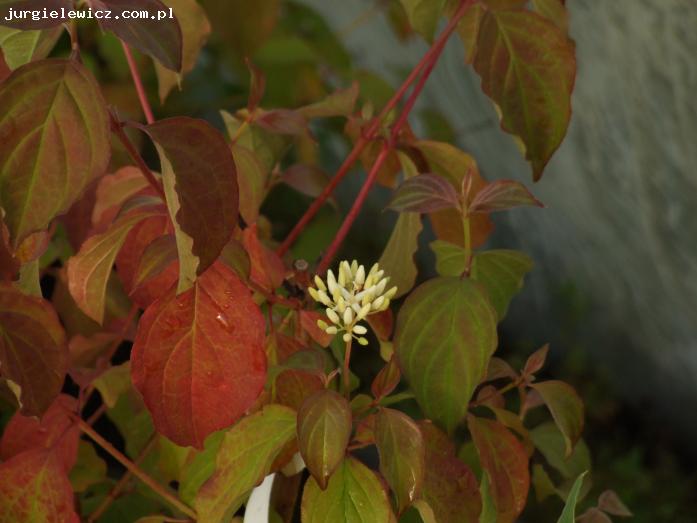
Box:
left=277, top=0, right=475, bottom=256
left=87, top=435, right=158, bottom=522
left=72, top=416, right=197, bottom=520
left=121, top=41, right=155, bottom=125
left=110, top=113, right=166, bottom=199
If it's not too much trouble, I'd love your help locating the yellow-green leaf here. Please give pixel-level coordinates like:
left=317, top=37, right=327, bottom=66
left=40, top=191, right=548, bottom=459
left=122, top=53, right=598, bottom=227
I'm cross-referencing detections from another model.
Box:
left=0, top=59, right=110, bottom=247
left=0, top=25, right=62, bottom=70
left=301, top=457, right=393, bottom=523
left=472, top=9, right=575, bottom=180
left=399, top=0, right=447, bottom=42
left=195, top=405, right=296, bottom=523
left=530, top=380, right=584, bottom=457
left=395, top=277, right=497, bottom=433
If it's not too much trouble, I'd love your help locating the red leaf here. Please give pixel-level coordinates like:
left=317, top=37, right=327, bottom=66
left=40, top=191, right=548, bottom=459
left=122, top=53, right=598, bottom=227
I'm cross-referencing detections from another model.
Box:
left=0, top=394, right=79, bottom=471
left=242, top=224, right=285, bottom=292
left=116, top=213, right=176, bottom=309
left=145, top=117, right=239, bottom=286
left=88, top=0, right=183, bottom=71
left=131, top=262, right=266, bottom=448
left=418, top=421, right=482, bottom=523
left=0, top=0, right=73, bottom=29
left=275, top=369, right=324, bottom=411
left=0, top=283, right=68, bottom=416
left=388, top=173, right=461, bottom=213
left=469, top=180, right=543, bottom=214
left=468, top=416, right=530, bottom=523
left=0, top=48, right=9, bottom=81
left=130, top=235, right=179, bottom=295
left=0, top=448, right=79, bottom=522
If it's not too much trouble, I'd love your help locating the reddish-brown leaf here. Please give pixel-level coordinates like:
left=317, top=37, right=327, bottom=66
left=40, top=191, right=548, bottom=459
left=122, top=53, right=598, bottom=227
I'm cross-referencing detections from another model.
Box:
left=131, top=262, right=266, bottom=448
left=0, top=0, right=73, bottom=29
left=371, top=357, right=401, bottom=400
left=366, top=308, right=394, bottom=341
left=156, top=0, right=211, bottom=101
left=115, top=213, right=176, bottom=309
left=468, top=415, right=530, bottom=523
left=255, top=109, right=308, bottom=136
left=522, top=343, right=549, bottom=378
left=299, top=310, right=333, bottom=348
left=388, top=173, right=461, bottom=213
left=472, top=9, right=576, bottom=180
left=130, top=235, right=179, bottom=295
left=0, top=59, right=110, bottom=247
left=0, top=394, right=79, bottom=471
left=0, top=283, right=68, bottom=416
left=282, top=164, right=331, bottom=199
left=375, top=407, right=425, bottom=512
left=275, top=369, right=324, bottom=411
left=242, top=224, right=285, bottom=292
left=418, top=421, right=482, bottom=523
left=297, top=389, right=352, bottom=489
left=91, top=166, right=150, bottom=233
left=0, top=448, right=79, bottom=522
left=145, top=117, right=239, bottom=290
left=88, top=0, right=182, bottom=71
left=246, top=58, right=266, bottom=112
left=469, top=180, right=543, bottom=214
left=597, top=490, right=632, bottom=517
left=0, top=48, right=9, bottom=80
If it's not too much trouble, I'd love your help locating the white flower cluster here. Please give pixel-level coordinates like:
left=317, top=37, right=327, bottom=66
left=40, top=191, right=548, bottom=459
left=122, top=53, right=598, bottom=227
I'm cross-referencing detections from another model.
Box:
left=308, top=260, right=397, bottom=345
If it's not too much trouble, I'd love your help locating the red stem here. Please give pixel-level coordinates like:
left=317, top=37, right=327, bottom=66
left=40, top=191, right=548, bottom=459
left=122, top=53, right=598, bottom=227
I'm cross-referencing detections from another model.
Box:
left=277, top=0, right=474, bottom=257
left=317, top=143, right=391, bottom=274
left=121, top=41, right=155, bottom=125
left=110, top=114, right=166, bottom=199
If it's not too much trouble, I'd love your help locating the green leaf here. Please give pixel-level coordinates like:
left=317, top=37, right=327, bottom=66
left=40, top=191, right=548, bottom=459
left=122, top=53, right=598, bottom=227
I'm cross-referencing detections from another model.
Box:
left=468, top=180, right=543, bottom=214
left=178, top=430, right=225, bottom=505
left=155, top=0, right=211, bottom=101
left=395, top=277, right=498, bottom=433
left=375, top=408, right=425, bottom=512
left=0, top=283, right=68, bottom=416
left=93, top=362, right=132, bottom=409
left=399, top=0, right=447, bottom=41
left=418, top=421, right=481, bottom=523
left=195, top=405, right=297, bottom=523
left=468, top=416, right=529, bottom=523
left=0, top=25, right=62, bottom=70
left=471, top=249, right=533, bottom=320
left=388, top=173, right=461, bottom=214
left=301, top=457, right=393, bottom=523
left=0, top=59, right=111, bottom=247
left=379, top=153, right=423, bottom=299
left=530, top=380, right=584, bottom=457
left=531, top=464, right=556, bottom=503
left=298, top=82, right=359, bottom=119
left=90, top=0, right=183, bottom=71
left=70, top=440, right=107, bottom=493
left=297, top=390, right=352, bottom=489
left=430, top=240, right=466, bottom=277
left=472, top=9, right=576, bottom=180
left=67, top=206, right=162, bottom=323
left=232, top=144, right=268, bottom=225
left=556, top=472, right=588, bottom=523
left=145, top=117, right=239, bottom=293
left=529, top=422, right=590, bottom=480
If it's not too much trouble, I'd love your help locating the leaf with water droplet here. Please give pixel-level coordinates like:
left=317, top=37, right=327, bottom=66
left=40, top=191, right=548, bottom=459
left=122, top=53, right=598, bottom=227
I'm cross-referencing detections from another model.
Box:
left=131, top=262, right=266, bottom=448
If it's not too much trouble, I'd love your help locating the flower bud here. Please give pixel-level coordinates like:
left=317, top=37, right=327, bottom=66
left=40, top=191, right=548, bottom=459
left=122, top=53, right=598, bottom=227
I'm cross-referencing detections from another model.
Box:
left=317, top=319, right=329, bottom=330
left=353, top=325, right=367, bottom=335
left=326, top=326, right=338, bottom=335
left=343, top=307, right=354, bottom=326
left=372, top=296, right=385, bottom=311
left=326, top=308, right=340, bottom=325
left=314, top=275, right=326, bottom=291
left=343, top=333, right=352, bottom=342
left=357, top=337, right=369, bottom=346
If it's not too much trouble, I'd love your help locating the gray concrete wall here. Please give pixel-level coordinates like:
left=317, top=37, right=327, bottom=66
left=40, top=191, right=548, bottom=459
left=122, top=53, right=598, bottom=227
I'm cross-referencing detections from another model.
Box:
left=299, top=0, right=697, bottom=434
